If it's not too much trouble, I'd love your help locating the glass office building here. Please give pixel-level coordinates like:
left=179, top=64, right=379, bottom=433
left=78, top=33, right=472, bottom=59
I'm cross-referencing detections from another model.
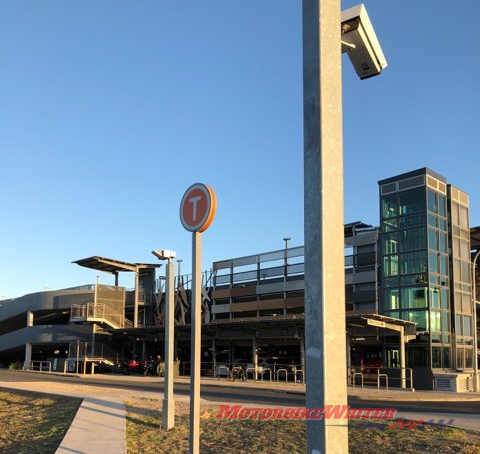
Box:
left=379, top=168, right=473, bottom=388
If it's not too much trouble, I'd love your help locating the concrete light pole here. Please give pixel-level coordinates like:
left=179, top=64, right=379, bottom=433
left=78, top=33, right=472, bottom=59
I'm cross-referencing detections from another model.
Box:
left=472, top=250, right=480, bottom=392
left=152, top=249, right=177, bottom=429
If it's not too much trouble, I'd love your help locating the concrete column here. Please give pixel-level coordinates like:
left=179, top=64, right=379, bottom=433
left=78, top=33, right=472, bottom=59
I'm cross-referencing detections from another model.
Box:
left=134, top=269, right=140, bottom=328
left=24, top=343, right=32, bottom=369
left=27, top=311, right=34, bottom=327
left=253, top=334, right=258, bottom=380
left=162, top=258, right=175, bottom=430
left=400, top=327, right=406, bottom=388
left=346, top=331, right=351, bottom=383
left=212, top=337, right=217, bottom=377
left=303, top=0, right=348, bottom=452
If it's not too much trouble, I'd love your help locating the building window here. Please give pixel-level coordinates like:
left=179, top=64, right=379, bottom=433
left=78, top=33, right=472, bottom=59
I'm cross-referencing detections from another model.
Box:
left=407, top=310, right=428, bottom=330
left=427, top=190, right=437, bottom=213
left=383, top=288, right=400, bottom=310
left=384, top=255, right=399, bottom=276
left=402, top=287, right=427, bottom=308
left=399, top=188, right=426, bottom=215
left=430, top=311, right=441, bottom=332
left=432, top=346, right=441, bottom=368
left=382, top=195, right=398, bottom=219
left=399, top=227, right=426, bottom=251
left=400, top=251, right=427, bottom=275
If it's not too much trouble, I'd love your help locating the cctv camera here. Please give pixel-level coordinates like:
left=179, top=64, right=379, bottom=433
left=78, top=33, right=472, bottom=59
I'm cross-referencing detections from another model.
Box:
left=341, top=4, right=387, bottom=80
left=151, top=250, right=177, bottom=260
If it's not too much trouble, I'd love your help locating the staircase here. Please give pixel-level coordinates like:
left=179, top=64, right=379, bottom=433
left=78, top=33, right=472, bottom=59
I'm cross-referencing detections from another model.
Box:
left=70, top=302, right=133, bottom=329
left=68, top=342, right=120, bottom=366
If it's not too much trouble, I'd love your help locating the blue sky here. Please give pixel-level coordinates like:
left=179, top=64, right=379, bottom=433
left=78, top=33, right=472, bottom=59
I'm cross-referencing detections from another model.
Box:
left=1, top=1, right=479, bottom=298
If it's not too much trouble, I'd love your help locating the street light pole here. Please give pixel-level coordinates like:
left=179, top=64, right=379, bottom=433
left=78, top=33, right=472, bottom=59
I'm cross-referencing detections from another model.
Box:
left=152, top=249, right=177, bottom=429
left=472, top=250, right=480, bottom=392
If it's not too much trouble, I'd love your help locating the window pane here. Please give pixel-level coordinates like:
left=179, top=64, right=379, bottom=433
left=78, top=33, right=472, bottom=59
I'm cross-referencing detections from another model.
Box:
left=441, top=289, right=449, bottom=309
left=408, top=310, right=427, bottom=330
left=439, top=255, right=448, bottom=276
left=430, top=288, right=440, bottom=308
left=456, top=348, right=464, bottom=369
left=383, top=233, right=398, bottom=254
left=384, top=288, right=400, bottom=310
left=400, top=227, right=426, bottom=252
left=438, top=195, right=446, bottom=217
left=442, top=348, right=450, bottom=368
left=465, top=349, right=473, bottom=369
left=427, top=190, right=437, bottom=213
left=399, top=188, right=426, bottom=215
left=428, top=229, right=438, bottom=250
left=432, top=347, right=441, bottom=368
left=399, top=213, right=426, bottom=229
left=403, top=287, right=427, bottom=308
left=400, top=251, right=427, bottom=275
left=439, top=233, right=447, bottom=253
left=384, top=255, right=399, bottom=276
left=381, top=195, right=398, bottom=219
left=455, top=314, right=462, bottom=336
left=428, top=214, right=437, bottom=227
left=430, top=311, right=441, bottom=332
left=382, top=218, right=398, bottom=232
left=429, top=252, right=438, bottom=274
left=438, top=218, right=446, bottom=231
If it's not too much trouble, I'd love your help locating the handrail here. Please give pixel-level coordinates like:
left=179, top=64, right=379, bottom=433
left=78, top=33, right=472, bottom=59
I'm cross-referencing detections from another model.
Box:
left=23, top=360, right=51, bottom=373
left=71, top=302, right=132, bottom=329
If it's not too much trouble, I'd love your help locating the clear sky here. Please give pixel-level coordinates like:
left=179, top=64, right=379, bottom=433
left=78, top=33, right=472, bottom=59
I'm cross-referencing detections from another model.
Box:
left=1, top=1, right=479, bottom=298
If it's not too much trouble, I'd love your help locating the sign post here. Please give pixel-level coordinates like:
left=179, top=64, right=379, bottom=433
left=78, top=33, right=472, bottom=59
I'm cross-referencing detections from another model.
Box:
left=180, top=183, right=216, bottom=454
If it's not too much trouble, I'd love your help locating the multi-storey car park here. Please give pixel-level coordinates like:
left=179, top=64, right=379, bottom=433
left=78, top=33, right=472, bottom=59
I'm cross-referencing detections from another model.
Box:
left=0, top=168, right=479, bottom=391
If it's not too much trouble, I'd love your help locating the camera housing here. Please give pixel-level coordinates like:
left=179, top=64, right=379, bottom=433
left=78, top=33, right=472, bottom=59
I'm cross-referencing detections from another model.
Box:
left=151, top=249, right=177, bottom=260
left=341, top=4, right=387, bottom=80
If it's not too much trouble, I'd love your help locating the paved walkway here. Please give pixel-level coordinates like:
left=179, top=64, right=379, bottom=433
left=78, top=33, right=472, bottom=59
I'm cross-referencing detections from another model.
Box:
left=1, top=371, right=480, bottom=453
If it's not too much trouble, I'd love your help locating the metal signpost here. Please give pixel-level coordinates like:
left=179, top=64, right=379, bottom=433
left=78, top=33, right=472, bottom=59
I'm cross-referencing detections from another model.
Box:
left=180, top=183, right=217, bottom=454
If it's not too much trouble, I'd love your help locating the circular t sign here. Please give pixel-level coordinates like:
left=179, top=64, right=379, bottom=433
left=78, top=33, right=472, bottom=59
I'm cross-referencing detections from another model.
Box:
left=180, top=183, right=217, bottom=232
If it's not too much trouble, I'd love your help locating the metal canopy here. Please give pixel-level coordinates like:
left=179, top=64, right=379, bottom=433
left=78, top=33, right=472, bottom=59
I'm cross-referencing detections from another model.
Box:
left=106, top=312, right=416, bottom=339
left=346, top=312, right=417, bottom=337
left=72, top=256, right=161, bottom=274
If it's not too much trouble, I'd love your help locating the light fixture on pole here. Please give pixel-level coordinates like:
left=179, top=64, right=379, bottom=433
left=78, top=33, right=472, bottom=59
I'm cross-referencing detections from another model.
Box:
left=472, top=250, right=479, bottom=392
left=152, top=249, right=177, bottom=430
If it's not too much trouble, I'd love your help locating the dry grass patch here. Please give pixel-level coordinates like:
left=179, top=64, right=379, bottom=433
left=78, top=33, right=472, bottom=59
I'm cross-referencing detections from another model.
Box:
left=0, top=388, right=82, bottom=454
left=126, top=397, right=480, bottom=454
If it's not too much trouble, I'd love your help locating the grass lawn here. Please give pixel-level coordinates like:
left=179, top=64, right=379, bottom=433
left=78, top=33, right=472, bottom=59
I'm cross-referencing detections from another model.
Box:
left=0, top=388, right=82, bottom=454
left=127, top=398, right=480, bottom=454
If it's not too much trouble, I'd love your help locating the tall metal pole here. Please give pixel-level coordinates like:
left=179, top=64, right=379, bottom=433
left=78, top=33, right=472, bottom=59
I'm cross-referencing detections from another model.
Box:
left=303, top=0, right=348, bottom=452
left=162, top=257, right=175, bottom=429
left=472, top=250, right=480, bottom=392
left=190, top=232, right=202, bottom=454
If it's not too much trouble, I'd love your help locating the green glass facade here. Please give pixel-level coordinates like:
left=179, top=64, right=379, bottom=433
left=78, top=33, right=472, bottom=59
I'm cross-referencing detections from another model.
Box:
left=379, top=169, right=473, bottom=373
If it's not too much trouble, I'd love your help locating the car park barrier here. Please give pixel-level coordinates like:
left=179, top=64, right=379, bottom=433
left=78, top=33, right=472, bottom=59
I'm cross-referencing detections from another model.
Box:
left=377, top=373, right=388, bottom=392
left=276, top=368, right=288, bottom=384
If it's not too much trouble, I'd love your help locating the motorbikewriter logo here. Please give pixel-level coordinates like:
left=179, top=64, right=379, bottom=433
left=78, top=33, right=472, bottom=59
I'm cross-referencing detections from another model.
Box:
left=215, top=405, right=455, bottom=429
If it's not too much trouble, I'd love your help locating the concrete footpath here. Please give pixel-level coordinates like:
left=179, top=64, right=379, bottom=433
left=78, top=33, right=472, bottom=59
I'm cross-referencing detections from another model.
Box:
left=1, top=370, right=480, bottom=454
